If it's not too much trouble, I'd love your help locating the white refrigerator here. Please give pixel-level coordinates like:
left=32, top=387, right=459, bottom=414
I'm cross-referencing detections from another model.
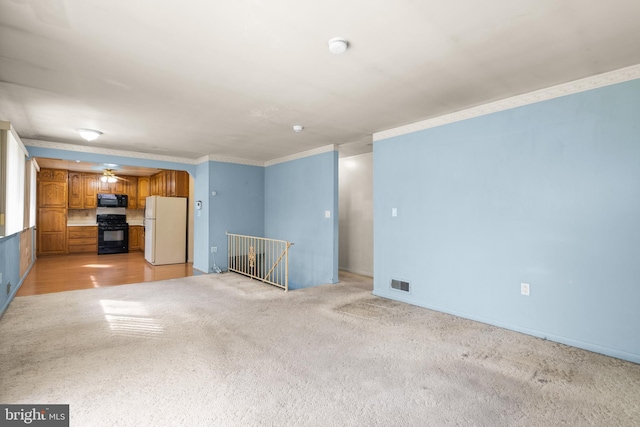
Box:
left=144, top=196, right=187, bottom=265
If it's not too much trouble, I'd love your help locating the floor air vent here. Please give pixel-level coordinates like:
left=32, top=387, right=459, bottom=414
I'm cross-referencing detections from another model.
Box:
left=390, top=279, right=410, bottom=292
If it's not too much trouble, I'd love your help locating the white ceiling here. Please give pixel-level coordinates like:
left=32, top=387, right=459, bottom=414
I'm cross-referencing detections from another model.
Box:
left=1, top=1, right=640, bottom=163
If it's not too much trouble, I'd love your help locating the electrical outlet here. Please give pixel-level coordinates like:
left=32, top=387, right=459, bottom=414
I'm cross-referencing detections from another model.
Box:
left=521, top=283, right=530, bottom=296
left=212, top=246, right=217, bottom=253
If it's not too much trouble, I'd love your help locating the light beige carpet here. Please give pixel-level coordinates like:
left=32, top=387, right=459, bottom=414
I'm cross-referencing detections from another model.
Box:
left=1, top=272, right=639, bottom=426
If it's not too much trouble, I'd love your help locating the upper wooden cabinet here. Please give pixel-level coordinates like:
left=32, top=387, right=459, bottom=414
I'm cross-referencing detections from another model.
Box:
left=169, top=170, right=189, bottom=197
left=150, top=172, right=158, bottom=196
left=39, top=178, right=68, bottom=208
left=39, top=168, right=67, bottom=182
left=68, top=172, right=99, bottom=209
left=126, top=177, right=137, bottom=209
left=56, top=168, right=186, bottom=209
left=70, top=173, right=134, bottom=209
left=137, top=177, right=150, bottom=209
left=150, top=170, right=188, bottom=198
left=83, top=173, right=98, bottom=208
left=98, top=177, right=126, bottom=194
left=68, top=172, right=83, bottom=209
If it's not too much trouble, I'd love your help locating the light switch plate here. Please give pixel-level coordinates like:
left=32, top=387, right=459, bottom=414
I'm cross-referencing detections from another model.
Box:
left=324, top=210, right=331, bottom=218
left=392, top=208, right=398, bottom=217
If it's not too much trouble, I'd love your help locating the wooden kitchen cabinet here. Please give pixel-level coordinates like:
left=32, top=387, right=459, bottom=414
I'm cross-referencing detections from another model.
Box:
left=38, top=169, right=68, bottom=255
left=150, top=173, right=159, bottom=196
left=98, top=178, right=126, bottom=194
left=159, top=172, right=167, bottom=196
left=68, top=226, right=98, bottom=253
left=98, top=178, right=111, bottom=193
left=137, top=177, right=150, bottom=208
left=126, top=177, right=138, bottom=209
left=38, top=208, right=67, bottom=254
left=39, top=169, right=68, bottom=208
left=114, top=179, right=126, bottom=194
left=149, top=170, right=189, bottom=197
left=39, top=181, right=67, bottom=207
left=68, top=172, right=83, bottom=209
left=168, top=170, right=189, bottom=197
left=39, top=168, right=67, bottom=182
left=83, top=173, right=98, bottom=208
left=128, top=225, right=144, bottom=251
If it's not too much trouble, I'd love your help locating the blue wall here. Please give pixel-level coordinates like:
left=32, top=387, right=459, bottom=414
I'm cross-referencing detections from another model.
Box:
left=0, top=230, right=33, bottom=318
left=193, top=161, right=211, bottom=273
left=265, top=151, right=339, bottom=289
left=209, top=161, right=265, bottom=271
left=373, top=79, right=640, bottom=363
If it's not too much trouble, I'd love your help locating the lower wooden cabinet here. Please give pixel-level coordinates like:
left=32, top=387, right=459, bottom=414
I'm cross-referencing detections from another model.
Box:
left=128, top=226, right=144, bottom=251
left=67, top=226, right=98, bottom=254
left=38, top=208, right=67, bottom=255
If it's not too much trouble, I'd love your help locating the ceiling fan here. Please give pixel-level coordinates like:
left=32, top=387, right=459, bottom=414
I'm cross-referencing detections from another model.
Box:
left=100, top=169, right=128, bottom=183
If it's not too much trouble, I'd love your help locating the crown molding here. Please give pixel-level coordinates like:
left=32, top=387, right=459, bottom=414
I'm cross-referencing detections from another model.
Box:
left=23, top=139, right=198, bottom=164
left=265, top=144, right=337, bottom=167
left=195, top=154, right=264, bottom=167
left=24, top=139, right=335, bottom=168
left=1, top=121, right=29, bottom=156
left=374, top=64, right=640, bottom=142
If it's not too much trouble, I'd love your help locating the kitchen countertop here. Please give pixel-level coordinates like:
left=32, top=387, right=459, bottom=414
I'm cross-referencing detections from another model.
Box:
left=67, top=221, right=144, bottom=226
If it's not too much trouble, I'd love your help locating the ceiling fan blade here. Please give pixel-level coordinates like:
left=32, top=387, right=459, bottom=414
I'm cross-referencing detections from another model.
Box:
left=114, top=175, right=129, bottom=182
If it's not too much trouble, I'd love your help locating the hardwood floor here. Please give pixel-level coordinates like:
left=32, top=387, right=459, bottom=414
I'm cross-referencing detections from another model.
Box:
left=18, top=251, right=197, bottom=296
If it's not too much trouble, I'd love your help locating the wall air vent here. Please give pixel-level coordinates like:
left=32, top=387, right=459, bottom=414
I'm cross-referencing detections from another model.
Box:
left=390, top=279, right=410, bottom=292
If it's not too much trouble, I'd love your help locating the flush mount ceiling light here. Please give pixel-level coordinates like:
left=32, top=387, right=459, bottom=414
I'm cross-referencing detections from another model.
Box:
left=77, top=128, right=102, bottom=141
left=328, top=37, right=349, bottom=54
left=293, top=125, right=304, bottom=133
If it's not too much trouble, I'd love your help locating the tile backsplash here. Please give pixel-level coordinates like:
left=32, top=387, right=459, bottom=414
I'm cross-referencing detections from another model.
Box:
left=68, top=209, right=96, bottom=222
left=127, top=209, right=145, bottom=221
left=68, top=208, right=145, bottom=223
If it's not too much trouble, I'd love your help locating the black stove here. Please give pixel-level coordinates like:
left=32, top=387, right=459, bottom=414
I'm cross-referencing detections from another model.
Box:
left=97, top=214, right=126, bottom=227
left=97, top=214, right=128, bottom=254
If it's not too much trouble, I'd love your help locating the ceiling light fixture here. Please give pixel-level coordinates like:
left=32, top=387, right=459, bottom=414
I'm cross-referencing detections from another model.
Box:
left=293, top=125, right=304, bottom=133
left=328, top=37, right=349, bottom=54
left=77, top=128, right=102, bottom=142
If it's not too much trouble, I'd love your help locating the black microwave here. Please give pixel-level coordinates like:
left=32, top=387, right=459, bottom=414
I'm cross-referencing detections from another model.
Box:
left=97, top=193, right=128, bottom=208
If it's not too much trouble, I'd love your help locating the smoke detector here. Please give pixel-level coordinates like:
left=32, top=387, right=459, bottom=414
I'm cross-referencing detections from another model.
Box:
left=328, top=37, right=349, bottom=54
left=293, top=125, right=304, bottom=133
